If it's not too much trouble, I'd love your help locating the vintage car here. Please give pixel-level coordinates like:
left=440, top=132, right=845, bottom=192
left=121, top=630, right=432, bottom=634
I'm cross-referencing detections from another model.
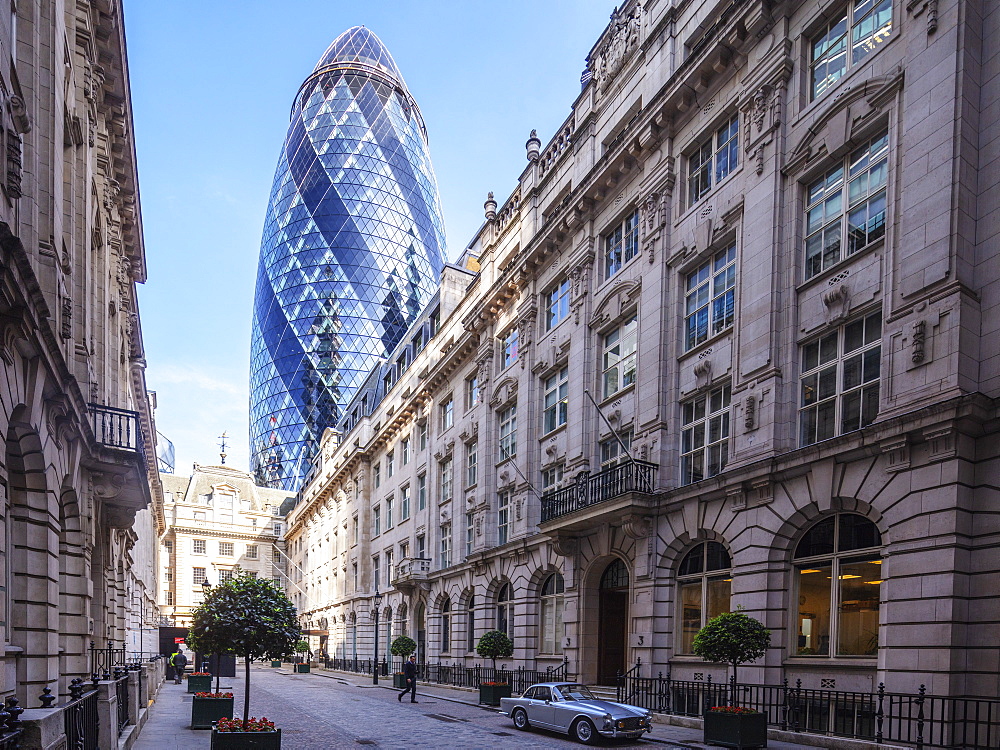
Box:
left=499, top=682, right=653, bottom=744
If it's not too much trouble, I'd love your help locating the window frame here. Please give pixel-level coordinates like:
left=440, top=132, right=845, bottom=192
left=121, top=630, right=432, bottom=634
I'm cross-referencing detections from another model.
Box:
left=498, top=403, right=517, bottom=461
left=604, top=210, right=640, bottom=279
left=439, top=524, right=452, bottom=568
left=466, top=441, right=478, bottom=488
left=542, top=366, right=569, bottom=434
left=497, top=490, right=510, bottom=546
left=439, top=457, right=453, bottom=503
left=687, top=113, right=740, bottom=208
left=400, top=485, right=410, bottom=521
left=681, top=383, right=732, bottom=485
left=684, top=244, right=737, bottom=351
left=810, top=0, right=893, bottom=101
left=799, top=311, right=882, bottom=446
left=496, top=583, right=511, bottom=634
left=219, top=541, right=234, bottom=557
left=192, top=539, right=206, bottom=555
left=804, top=131, right=889, bottom=280
left=500, top=329, right=519, bottom=369
left=539, top=573, right=565, bottom=655
left=545, top=278, right=571, bottom=330
left=441, top=396, right=454, bottom=431
left=793, top=514, right=883, bottom=658
left=601, top=315, right=638, bottom=399
left=466, top=374, right=480, bottom=410
left=676, top=541, right=732, bottom=654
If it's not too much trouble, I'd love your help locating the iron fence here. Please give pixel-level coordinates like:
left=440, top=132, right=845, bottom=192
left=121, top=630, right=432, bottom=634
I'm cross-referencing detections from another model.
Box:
left=90, top=641, right=126, bottom=678
left=617, top=672, right=1000, bottom=750
left=64, top=678, right=99, bottom=750
left=322, top=657, right=571, bottom=693
left=540, top=460, right=657, bottom=522
left=114, top=670, right=129, bottom=736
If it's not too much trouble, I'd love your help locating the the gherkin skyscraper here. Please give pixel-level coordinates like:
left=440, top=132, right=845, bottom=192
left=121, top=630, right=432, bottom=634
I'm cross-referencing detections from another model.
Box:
left=250, top=27, right=447, bottom=491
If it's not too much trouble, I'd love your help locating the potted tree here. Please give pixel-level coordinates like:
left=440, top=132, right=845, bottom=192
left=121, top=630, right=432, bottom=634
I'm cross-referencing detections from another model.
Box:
left=476, top=630, right=514, bottom=706
left=692, top=610, right=771, bottom=750
left=189, top=572, right=300, bottom=749
left=187, top=609, right=235, bottom=729
left=294, top=641, right=311, bottom=673
left=390, top=636, right=416, bottom=688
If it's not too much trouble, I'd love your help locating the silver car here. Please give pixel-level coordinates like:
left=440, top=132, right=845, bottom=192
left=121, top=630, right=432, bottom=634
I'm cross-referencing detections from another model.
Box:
left=500, top=682, right=653, bottom=744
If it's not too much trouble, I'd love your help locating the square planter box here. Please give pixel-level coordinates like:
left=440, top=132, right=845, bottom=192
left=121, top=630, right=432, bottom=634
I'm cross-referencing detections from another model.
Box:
left=270, top=661, right=282, bottom=668
left=478, top=683, right=512, bottom=706
left=295, top=663, right=310, bottom=673
left=187, top=675, right=213, bottom=693
left=703, top=711, right=768, bottom=749
left=210, top=728, right=281, bottom=749
left=191, top=696, right=234, bottom=730
left=393, top=673, right=407, bottom=689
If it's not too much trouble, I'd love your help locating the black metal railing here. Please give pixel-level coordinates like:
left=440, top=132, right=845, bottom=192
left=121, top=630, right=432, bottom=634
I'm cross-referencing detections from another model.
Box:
left=90, top=641, right=126, bottom=677
left=322, top=657, right=571, bottom=694
left=0, top=696, right=23, bottom=750
left=88, top=404, right=141, bottom=453
left=114, top=669, right=129, bottom=736
left=617, top=673, right=1000, bottom=750
left=65, top=678, right=99, bottom=750
left=541, top=460, right=657, bottom=522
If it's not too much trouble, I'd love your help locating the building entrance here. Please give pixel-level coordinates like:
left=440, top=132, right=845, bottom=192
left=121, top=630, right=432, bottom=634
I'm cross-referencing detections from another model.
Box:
left=598, top=559, right=630, bottom=684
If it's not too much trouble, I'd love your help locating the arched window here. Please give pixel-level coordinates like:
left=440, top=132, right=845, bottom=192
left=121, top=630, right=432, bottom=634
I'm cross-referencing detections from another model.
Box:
left=384, top=608, right=392, bottom=662
left=348, top=613, right=357, bottom=661
left=539, top=573, right=565, bottom=655
left=441, top=598, right=451, bottom=653
left=466, top=595, right=476, bottom=653
left=794, top=514, right=882, bottom=657
left=600, top=558, right=629, bottom=590
left=677, top=541, right=732, bottom=654
left=496, top=583, right=511, bottom=633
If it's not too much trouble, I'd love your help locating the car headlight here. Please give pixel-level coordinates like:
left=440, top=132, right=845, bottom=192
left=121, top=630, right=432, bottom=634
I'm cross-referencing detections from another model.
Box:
left=602, top=714, right=613, bottom=729
left=643, top=713, right=653, bottom=725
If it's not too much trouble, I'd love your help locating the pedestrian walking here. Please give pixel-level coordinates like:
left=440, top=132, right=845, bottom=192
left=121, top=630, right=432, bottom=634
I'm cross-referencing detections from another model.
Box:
left=170, top=648, right=188, bottom=685
left=397, top=655, right=417, bottom=703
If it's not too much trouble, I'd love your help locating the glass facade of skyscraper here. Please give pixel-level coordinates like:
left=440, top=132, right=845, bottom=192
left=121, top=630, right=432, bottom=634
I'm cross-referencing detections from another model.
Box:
left=250, top=27, right=447, bottom=491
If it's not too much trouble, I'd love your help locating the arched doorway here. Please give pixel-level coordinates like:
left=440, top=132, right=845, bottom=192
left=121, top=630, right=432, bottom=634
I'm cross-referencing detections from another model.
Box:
left=416, top=602, right=426, bottom=662
left=598, top=559, right=629, bottom=684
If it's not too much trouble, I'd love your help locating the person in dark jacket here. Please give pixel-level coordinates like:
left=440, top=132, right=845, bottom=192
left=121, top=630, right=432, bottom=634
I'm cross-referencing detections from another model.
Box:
left=397, top=655, right=417, bottom=703
left=171, top=649, right=188, bottom=684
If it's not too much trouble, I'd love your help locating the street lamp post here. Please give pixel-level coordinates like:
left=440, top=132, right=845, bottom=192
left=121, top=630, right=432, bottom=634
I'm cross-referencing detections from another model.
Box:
left=372, top=585, right=383, bottom=685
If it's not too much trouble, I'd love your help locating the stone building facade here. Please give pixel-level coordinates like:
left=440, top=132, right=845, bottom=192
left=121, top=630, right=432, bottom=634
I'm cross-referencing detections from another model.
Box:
left=158, top=464, right=294, bottom=628
left=287, top=0, right=999, bottom=702
left=0, top=0, right=163, bottom=705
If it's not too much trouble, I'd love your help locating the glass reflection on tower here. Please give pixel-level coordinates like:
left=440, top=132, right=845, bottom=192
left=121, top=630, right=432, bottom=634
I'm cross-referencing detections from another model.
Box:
left=250, top=27, right=447, bottom=491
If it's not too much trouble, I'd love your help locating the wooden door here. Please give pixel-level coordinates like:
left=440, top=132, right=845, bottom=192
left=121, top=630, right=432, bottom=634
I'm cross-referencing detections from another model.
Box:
left=598, top=589, right=628, bottom=684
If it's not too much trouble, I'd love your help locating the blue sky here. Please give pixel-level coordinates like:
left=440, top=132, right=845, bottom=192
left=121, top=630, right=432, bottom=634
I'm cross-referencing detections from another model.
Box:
left=128, top=0, right=613, bottom=474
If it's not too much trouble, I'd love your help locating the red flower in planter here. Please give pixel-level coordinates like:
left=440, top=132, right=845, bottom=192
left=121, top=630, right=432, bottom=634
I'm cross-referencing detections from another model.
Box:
left=195, top=692, right=233, bottom=698
left=480, top=681, right=509, bottom=686
left=189, top=672, right=212, bottom=676
left=215, top=717, right=277, bottom=733
left=708, top=706, right=759, bottom=714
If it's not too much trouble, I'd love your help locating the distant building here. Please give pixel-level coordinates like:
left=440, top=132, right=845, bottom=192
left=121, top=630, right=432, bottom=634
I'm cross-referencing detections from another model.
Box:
left=286, top=0, right=1000, bottom=712
left=250, top=26, right=448, bottom=492
left=159, top=464, right=295, bottom=627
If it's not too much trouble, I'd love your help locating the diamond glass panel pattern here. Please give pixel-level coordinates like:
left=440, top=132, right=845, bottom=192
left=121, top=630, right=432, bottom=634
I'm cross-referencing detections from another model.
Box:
left=250, top=27, right=447, bottom=491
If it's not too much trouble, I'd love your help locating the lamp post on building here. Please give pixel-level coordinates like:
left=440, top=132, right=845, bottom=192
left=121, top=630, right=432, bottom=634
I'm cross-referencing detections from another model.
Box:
left=372, top=585, right=383, bottom=685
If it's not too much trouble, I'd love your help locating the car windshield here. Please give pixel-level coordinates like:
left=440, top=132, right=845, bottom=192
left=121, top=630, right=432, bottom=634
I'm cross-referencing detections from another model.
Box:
left=556, top=684, right=596, bottom=701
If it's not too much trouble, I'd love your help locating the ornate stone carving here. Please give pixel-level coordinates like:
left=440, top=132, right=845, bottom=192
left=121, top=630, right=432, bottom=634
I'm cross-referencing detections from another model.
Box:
left=822, top=283, right=851, bottom=324
left=587, top=3, right=642, bottom=92
left=5, top=131, right=22, bottom=199
left=622, top=513, right=652, bottom=540
left=61, top=296, right=72, bottom=339
left=744, top=394, right=757, bottom=431
left=551, top=534, right=579, bottom=556
left=907, top=0, right=939, bottom=34
left=526, top=130, right=541, bottom=162
left=484, top=192, right=497, bottom=222
left=881, top=436, right=910, bottom=473
left=911, top=319, right=927, bottom=364
left=693, top=358, right=712, bottom=389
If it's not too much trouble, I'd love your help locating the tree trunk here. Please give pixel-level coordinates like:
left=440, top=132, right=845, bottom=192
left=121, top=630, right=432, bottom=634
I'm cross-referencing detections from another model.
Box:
left=243, top=655, right=251, bottom=721
left=215, top=653, right=220, bottom=693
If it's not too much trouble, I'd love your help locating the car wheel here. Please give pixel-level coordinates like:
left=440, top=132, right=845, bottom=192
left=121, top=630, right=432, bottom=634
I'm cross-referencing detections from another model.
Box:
left=511, top=708, right=530, bottom=731
left=572, top=717, right=598, bottom=745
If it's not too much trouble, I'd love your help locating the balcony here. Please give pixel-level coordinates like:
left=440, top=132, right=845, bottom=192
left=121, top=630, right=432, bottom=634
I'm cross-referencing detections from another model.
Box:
left=540, top=460, right=657, bottom=528
left=392, top=557, right=431, bottom=592
left=83, top=404, right=151, bottom=528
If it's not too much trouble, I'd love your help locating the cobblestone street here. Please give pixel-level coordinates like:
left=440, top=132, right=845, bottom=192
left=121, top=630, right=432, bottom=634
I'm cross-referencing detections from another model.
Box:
left=134, top=665, right=819, bottom=750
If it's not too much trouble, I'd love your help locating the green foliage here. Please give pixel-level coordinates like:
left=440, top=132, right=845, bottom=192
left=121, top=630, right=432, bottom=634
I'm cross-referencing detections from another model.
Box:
left=189, top=573, right=300, bottom=721
left=295, top=640, right=310, bottom=654
left=476, top=630, right=514, bottom=671
left=692, top=610, right=771, bottom=684
left=390, top=635, right=417, bottom=657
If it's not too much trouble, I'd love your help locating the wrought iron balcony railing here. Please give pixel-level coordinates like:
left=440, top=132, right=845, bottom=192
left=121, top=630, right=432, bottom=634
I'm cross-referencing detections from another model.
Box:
left=88, top=404, right=141, bottom=453
left=540, top=460, right=657, bottom=522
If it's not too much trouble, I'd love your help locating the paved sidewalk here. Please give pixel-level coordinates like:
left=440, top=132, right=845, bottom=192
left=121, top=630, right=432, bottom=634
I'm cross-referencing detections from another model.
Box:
left=132, top=665, right=826, bottom=749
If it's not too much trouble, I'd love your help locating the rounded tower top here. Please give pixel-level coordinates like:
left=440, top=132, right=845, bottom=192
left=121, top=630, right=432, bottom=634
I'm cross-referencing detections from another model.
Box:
left=312, top=26, right=405, bottom=86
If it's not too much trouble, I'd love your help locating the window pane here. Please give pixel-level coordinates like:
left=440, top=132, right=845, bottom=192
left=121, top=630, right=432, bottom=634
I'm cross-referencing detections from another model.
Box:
left=707, top=576, right=731, bottom=620
left=797, top=562, right=832, bottom=655
left=837, top=557, right=881, bottom=655
left=838, top=514, right=882, bottom=552
left=796, top=517, right=836, bottom=558
left=679, top=544, right=704, bottom=576
left=680, top=581, right=702, bottom=654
